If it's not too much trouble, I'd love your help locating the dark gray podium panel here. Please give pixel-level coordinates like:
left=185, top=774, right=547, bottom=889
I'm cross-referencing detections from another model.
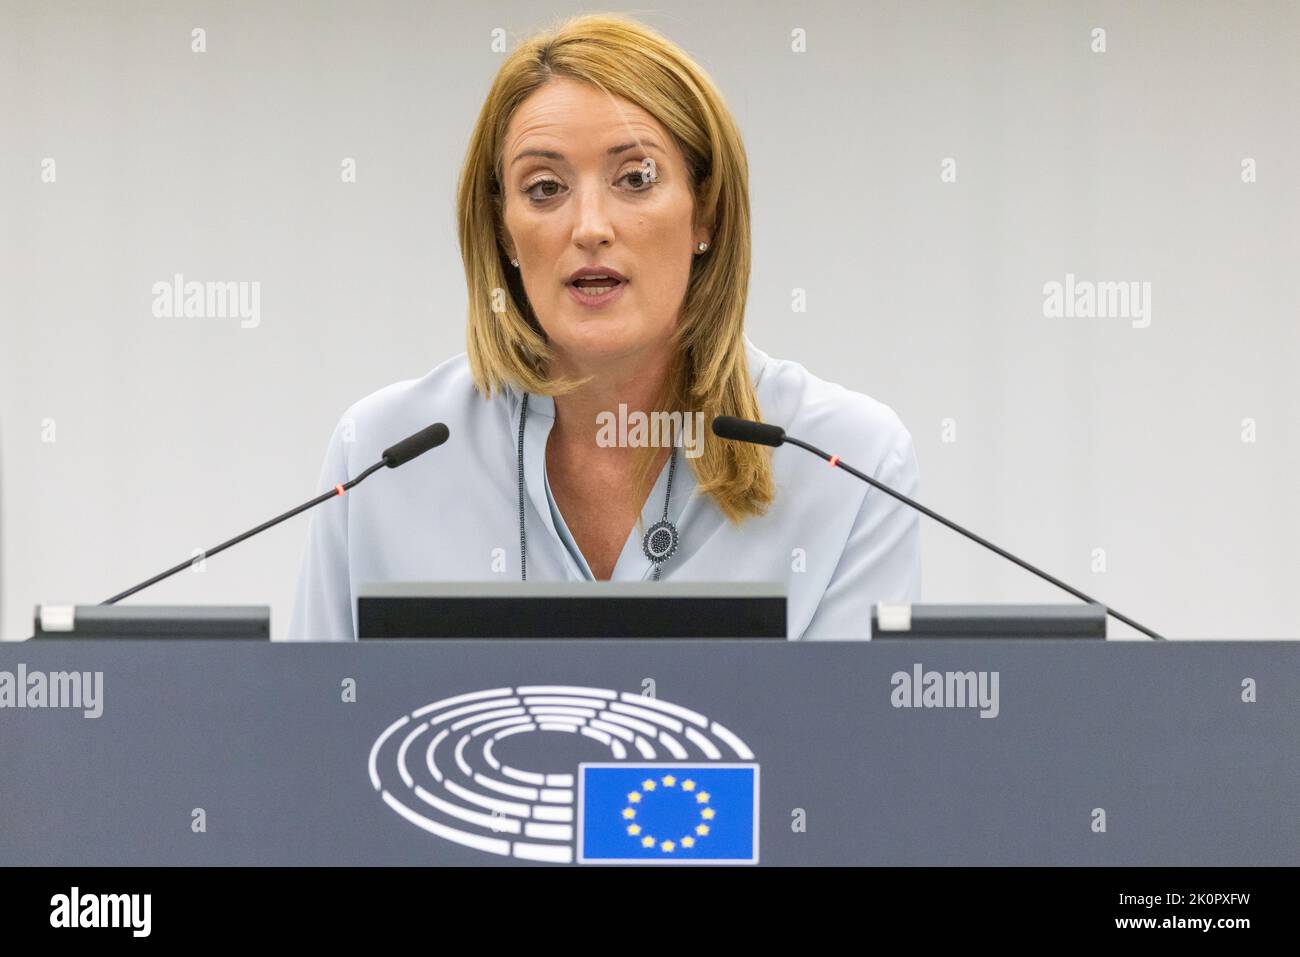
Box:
left=0, top=640, right=1295, bottom=866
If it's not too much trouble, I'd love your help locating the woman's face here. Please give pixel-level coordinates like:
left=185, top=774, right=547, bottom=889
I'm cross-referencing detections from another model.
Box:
left=500, top=78, right=710, bottom=370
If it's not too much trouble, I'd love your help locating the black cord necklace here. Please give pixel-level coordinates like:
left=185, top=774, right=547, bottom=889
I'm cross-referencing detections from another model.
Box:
left=517, top=392, right=679, bottom=581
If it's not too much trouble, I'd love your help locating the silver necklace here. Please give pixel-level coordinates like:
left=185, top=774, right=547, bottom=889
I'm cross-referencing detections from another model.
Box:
left=517, top=392, right=679, bottom=581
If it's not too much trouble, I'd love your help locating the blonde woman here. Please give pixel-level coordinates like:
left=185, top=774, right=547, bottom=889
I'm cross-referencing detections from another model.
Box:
left=289, top=13, right=920, bottom=640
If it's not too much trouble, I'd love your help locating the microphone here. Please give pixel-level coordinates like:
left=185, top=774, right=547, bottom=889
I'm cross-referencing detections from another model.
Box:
left=101, top=422, right=451, bottom=606
left=711, top=415, right=785, bottom=448
left=382, top=422, right=449, bottom=468
left=712, top=415, right=1166, bottom=641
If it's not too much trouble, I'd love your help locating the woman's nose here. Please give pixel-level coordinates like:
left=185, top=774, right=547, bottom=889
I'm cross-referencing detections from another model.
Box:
left=570, top=178, right=616, bottom=250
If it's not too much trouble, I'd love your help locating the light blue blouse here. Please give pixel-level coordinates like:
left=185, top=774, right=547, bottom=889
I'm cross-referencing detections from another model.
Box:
left=286, top=338, right=921, bottom=640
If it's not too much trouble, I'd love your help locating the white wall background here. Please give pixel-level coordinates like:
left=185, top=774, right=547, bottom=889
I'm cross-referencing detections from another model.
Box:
left=1, top=0, right=1296, bottom=640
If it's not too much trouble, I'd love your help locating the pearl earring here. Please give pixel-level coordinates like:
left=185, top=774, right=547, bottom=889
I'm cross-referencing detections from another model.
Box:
left=510, top=258, right=519, bottom=267
left=696, top=242, right=708, bottom=253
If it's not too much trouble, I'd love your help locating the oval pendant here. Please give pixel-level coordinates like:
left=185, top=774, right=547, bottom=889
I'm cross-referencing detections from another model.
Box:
left=642, top=519, right=679, bottom=564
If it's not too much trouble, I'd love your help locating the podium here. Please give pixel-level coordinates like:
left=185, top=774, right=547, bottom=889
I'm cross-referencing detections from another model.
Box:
left=0, top=638, right=1295, bottom=865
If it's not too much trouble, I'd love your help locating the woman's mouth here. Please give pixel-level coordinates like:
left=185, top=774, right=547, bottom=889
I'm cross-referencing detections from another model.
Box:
left=566, top=274, right=627, bottom=307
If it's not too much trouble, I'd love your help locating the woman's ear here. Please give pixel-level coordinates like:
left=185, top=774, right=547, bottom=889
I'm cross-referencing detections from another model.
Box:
left=693, top=221, right=713, bottom=252
left=692, top=201, right=715, bottom=251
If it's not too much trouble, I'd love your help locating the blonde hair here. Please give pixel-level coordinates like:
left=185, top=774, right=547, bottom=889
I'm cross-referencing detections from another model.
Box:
left=457, top=12, right=773, bottom=523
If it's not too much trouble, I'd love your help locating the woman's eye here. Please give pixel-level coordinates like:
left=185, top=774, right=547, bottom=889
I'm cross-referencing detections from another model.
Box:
left=618, top=166, right=656, bottom=190
left=523, top=178, right=564, bottom=202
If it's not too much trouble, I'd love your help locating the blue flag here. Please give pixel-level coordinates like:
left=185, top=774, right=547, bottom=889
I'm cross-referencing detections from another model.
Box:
left=578, top=763, right=759, bottom=864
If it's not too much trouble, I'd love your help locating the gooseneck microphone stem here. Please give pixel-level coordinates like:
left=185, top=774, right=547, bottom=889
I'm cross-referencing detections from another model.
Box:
left=709, top=411, right=1165, bottom=641
left=101, top=422, right=449, bottom=606
left=101, top=462, right=384, bottom=605
left=779, top=433, right=1165, bottom=641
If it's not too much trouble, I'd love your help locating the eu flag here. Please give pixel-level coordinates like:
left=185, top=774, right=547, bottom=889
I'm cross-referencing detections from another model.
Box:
left=578, top=763, right=759, bottom=864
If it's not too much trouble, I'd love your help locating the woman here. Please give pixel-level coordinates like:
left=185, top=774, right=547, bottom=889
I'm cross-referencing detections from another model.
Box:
left=288, top=13, right=920, bottom=641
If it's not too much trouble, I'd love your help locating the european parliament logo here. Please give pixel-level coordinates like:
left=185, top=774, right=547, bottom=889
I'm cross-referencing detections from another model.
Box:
left=368, top=685, right=760, bottom=865
left=578, top=763, right=759, bottom=864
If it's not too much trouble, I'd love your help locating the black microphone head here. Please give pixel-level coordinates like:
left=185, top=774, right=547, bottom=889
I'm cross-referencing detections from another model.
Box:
left=382, top=422, right=450, bottom=468
left=711, top=415, right=786, bottom=448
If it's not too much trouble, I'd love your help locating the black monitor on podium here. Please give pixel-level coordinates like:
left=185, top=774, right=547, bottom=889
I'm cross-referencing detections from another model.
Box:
left=357, top=581, right=787, bottom=639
